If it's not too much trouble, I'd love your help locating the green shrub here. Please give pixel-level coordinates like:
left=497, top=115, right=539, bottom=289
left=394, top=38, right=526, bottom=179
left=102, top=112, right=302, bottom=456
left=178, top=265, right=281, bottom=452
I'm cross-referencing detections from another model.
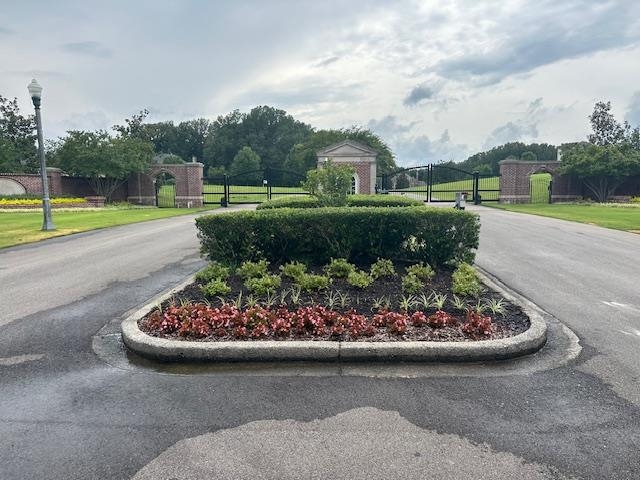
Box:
left=256, top=194, right=422, bottom=210
left=303, top=160, right=354, bottom=207
left=370, top=258, right=395, bottom=279
left=325, top=258, right=356, bottom=278
left=347, top=195, right=422, bottom=207
left=196, top=207, right=479, bottom=266
left=347, top=270, right=373, bottom=289
left=256, top=197, right=319, bottom=209
left=244, top=274, right=282, bottom=295
left=452, top=263, right=482, bottom=297
left=296, top=273, right=331, bottom=292
left=236, top=259, right=269, bottom=280
left=279, top=261, right=307, bottom=280
left=195, top=262, right=231, bottom=283
left=406, top=262, right=435, bottom=281
left=201, top=279, right=232, bottom=297
left=402, top=274, right=423, bottom=294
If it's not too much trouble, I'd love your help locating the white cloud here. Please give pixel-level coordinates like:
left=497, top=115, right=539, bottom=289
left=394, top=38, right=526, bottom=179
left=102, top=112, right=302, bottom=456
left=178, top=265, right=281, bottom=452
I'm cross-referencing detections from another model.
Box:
left=0, top=0, right=639, bottom=156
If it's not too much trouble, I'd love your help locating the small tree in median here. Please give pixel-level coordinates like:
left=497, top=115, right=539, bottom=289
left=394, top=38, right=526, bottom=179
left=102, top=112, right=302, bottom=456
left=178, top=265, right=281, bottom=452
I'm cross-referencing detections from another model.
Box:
left=303, top=159, right=355, bottom=207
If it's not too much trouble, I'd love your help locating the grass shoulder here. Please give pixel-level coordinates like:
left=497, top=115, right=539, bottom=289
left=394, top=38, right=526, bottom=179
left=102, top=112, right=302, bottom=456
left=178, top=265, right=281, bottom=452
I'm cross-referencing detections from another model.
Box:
left=488, top=203, right=640, bottom=232
left=0, top=206, right=214, bottom=249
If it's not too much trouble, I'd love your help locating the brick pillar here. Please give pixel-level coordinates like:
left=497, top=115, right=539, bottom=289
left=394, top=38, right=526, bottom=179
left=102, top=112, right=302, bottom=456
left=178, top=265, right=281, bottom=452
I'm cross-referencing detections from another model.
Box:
left=46, top=167, right=63, bottom=196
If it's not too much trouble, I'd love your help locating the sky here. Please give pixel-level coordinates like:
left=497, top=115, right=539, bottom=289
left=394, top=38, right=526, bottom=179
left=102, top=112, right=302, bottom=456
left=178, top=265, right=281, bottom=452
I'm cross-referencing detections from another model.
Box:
left=1, top=0, right=639, bottom=167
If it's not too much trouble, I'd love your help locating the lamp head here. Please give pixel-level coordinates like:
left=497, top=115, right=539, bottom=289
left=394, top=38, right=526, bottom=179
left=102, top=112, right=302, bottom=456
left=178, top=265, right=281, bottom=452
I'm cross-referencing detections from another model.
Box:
left=28, top=79, right=43, bottom=106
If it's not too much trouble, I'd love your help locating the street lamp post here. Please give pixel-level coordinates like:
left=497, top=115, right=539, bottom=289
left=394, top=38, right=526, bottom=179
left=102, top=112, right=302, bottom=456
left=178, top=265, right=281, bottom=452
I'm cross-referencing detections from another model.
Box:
left=28, top=79, right=55, bottom=231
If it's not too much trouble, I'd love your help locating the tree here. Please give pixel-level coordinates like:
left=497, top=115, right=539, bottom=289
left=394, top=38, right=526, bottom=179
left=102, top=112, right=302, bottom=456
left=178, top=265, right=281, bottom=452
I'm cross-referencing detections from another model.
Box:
left=557, top=101, right=640, bottom=202
left=112, top=109, right=149, bottom=139
left=174, top=118, right=211, bottom=162
left=459, top=142, right=556, bottom=174
left=229, top=146, right=261, bottom=183
left=203, top=109, right=245, bottom=170
left=557, top=143, right=640, bottom=202
left=302, top=159, right=355, bottom=207
left=284, top=127, right=396, bottom=177
left=394, top=173, right=410, bottom=189
left=50, top=130, right=153, bottom=201
left=587, top=101, right=626, bottom=146
left=520, top=151, right=537, bottom=162
left=0, top=94, right=37, bottom=173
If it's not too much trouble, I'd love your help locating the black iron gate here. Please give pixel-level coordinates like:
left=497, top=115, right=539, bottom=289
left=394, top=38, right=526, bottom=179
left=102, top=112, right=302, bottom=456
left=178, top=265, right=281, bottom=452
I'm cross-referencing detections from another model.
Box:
left=379, top=164, right=500, bottom=203
left=203, top=167, right=309, bottom=206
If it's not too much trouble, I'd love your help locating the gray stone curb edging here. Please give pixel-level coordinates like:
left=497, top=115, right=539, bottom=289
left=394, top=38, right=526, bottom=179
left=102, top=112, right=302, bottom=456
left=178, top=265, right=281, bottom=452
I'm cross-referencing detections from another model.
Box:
left=121, top=271, right=547, bottom=363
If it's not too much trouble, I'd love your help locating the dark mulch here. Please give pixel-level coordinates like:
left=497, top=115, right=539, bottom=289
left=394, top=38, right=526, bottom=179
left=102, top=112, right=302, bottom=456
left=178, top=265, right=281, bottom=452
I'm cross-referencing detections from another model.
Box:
left=139, top=261, right=530, bottom=342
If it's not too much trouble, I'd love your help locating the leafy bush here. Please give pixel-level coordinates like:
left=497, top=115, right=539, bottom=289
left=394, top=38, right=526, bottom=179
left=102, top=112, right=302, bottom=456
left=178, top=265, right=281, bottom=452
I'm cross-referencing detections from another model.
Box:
left=325, top=258, right=356, bottom=278
left=452, top=263, right=482, bottom=297
left=370, top=258, right=395, bottom=279
left=195, top=262, right=231, bottom=283
left=256, top=194, right=422, bottom=210
left=197, top=207, right=479, bottom=266
left=302, top=160, right=354, bottom=207
left=402, top=274, right=423, bottom=294
left=201, top=279, right=232, bottom=297
left=406, top=262, right=435, bottom=281
left=296, top=273, right=331, bottom=292
left=279, top=261, right=307, bottom=280
left=347, top=270, right=373, bottom=289
left=244, top=274, right=282, bottom=295
left=236, top=259, right=269, bottom=280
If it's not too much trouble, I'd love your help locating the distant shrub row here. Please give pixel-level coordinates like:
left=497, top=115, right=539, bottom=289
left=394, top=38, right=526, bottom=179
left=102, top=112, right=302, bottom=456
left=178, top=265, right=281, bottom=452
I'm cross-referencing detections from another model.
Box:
left=256, top=194, right=423, bottom=210
left=196, top=206, right=479, bottom=267
left=0, top=197, right=86, bottom=205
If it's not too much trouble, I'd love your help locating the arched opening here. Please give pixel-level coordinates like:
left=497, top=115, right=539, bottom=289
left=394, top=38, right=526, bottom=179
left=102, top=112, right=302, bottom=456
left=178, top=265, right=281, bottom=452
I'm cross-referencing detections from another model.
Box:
left=351, top=173, right=360, bottom=194
left=528, top=169, right=552, bottom=204
left=0, top=178, right=27, bottom=196
left=155, top=171, right=176, bottom=207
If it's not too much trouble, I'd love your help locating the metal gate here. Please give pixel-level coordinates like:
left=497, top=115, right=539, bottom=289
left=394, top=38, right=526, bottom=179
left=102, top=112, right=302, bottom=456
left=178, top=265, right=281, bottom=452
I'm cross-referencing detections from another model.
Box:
left=203, top=167, right=309, bottom=206
left=155, top=173, right=176, bottom=208
left=379, top=165, right=500, bottom=204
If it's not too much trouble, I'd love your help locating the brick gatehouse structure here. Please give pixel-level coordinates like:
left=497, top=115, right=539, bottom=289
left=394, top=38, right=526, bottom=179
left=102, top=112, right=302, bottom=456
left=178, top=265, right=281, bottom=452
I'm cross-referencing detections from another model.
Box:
left=316, top=140, right=377, bottom=194
left=499, top=158, right=582, bottom=204
left=127, top=163, right=204, bottom=207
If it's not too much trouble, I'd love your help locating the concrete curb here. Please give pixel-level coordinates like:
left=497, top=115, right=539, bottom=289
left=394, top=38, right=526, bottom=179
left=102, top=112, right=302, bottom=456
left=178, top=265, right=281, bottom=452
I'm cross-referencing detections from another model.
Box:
left=121, top=271, right=547, bottom=363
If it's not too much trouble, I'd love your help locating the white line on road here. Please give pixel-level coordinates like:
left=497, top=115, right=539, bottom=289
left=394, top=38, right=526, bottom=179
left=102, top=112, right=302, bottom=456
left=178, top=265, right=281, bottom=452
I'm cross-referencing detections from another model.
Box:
left=0, top=354, right=45, bottom=366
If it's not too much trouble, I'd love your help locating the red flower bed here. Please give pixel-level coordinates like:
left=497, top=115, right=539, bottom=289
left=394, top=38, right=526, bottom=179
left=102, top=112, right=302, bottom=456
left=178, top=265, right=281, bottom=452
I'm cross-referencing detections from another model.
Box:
left=140, top=303, right=498, bottom=342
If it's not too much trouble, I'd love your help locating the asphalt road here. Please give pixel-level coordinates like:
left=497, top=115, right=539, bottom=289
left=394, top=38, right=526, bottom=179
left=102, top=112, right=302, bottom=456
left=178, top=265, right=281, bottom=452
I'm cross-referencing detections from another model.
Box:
left=1, top=205, right=639, bottom=479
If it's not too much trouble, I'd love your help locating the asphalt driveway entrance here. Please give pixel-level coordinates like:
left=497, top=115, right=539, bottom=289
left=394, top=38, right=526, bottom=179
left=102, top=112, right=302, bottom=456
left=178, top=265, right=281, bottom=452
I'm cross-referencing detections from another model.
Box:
left=0, top=205, right=638, bottom=479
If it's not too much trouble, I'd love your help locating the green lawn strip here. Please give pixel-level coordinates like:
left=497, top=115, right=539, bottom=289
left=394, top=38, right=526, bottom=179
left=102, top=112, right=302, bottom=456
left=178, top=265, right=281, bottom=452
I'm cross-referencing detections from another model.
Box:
left=490, top=204, right=640, bottom=232
left=0, top=207, right=213, bottom=249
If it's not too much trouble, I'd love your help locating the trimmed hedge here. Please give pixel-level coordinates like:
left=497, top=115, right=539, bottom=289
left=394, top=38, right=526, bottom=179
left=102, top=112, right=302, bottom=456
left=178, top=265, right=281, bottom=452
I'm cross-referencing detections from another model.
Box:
left=196, top=206, right=479, bottom=267
left=256, top=194, right=423, bottom=209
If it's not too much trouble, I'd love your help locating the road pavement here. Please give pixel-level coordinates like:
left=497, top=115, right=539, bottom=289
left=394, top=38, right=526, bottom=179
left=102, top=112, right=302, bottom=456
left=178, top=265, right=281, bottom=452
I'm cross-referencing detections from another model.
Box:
left=0, top=205, right=639, bottom=479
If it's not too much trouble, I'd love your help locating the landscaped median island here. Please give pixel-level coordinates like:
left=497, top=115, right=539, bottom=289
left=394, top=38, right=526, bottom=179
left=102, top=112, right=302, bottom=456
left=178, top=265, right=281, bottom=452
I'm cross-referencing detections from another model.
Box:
left=122, top=206, right=547, bottom=362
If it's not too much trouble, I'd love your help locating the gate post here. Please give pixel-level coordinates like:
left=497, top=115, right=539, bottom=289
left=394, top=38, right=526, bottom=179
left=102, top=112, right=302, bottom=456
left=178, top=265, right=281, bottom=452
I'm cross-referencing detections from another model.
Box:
left=427, top=165, right=433, bottom=202
left=473, top=171, right=480, bottom=205
left=222, top=174, right=229, bottom=207
left=548, top=179, right=553, bottom=204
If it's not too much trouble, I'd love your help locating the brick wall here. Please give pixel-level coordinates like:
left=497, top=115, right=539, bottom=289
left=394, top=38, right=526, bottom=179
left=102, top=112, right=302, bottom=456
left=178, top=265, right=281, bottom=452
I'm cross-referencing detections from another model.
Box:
left=128, top=163, right=204, bottom=207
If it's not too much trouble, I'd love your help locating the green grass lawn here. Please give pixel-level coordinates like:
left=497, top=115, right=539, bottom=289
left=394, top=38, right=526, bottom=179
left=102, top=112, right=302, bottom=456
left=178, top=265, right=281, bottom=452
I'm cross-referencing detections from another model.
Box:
left=0, top=206, right=213, bottom=249
left=491, top=203, right=640, bottom=232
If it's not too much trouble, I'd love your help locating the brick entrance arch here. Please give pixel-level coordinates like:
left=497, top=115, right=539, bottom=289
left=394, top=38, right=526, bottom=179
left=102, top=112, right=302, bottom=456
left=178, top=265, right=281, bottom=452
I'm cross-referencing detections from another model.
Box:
left=128, top=163, right=203, bottom=207
left=499, top=159, right=581, bottom=203
left=316, top=140, right=377, bottom=194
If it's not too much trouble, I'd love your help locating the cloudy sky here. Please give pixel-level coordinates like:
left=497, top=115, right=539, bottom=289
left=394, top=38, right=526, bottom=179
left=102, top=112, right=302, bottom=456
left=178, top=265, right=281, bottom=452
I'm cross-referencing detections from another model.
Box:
left=1, top=0, right=639, bottom=166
